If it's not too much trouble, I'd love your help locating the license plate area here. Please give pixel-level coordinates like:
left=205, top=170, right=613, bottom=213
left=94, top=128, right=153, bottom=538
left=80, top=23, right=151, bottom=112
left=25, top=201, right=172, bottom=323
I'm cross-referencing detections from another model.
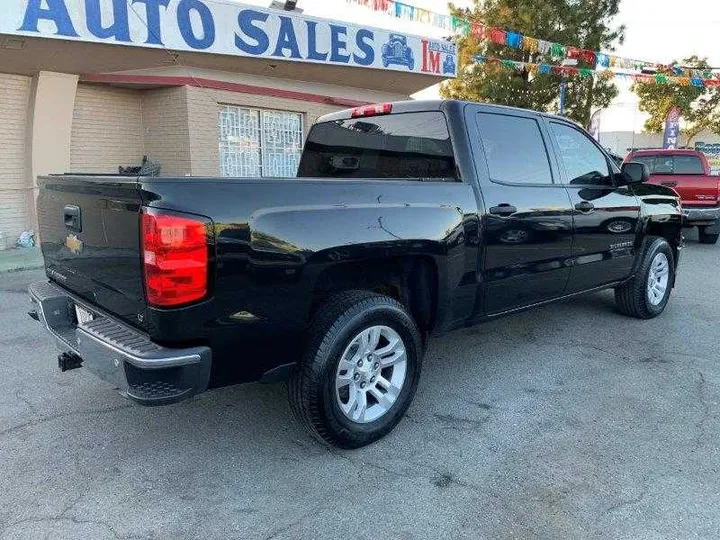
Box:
left=74, top=304, right=95, bottom=325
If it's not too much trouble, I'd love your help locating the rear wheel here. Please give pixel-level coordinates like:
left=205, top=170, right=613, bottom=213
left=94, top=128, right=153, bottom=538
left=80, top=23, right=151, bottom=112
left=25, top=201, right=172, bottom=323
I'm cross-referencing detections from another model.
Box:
left=289, top=291, right=422, bottom=448
left=699, top=226, right=719, bottom=245
left=615, top=236, right=675, bottom=319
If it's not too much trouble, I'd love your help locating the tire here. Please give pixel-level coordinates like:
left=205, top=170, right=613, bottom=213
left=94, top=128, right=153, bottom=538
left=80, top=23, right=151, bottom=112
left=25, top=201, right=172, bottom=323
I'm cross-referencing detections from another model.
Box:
left=614, top=236, right=675, bottom=319
left=699, top=226, right=719, bottom=245
left=289, top=291, right=423, bottom=449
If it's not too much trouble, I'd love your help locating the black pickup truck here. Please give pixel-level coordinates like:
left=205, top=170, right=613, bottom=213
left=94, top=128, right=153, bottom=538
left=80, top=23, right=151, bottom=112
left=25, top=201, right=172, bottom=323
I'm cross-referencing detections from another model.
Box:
left=30, top=100, right=683, bottom=448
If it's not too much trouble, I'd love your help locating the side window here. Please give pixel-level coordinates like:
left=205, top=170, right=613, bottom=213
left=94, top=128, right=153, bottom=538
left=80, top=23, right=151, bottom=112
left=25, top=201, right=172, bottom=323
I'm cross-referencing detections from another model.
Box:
left=476, top=113, right=553, bottom=185
left=550, top=122, right=612, bottom=186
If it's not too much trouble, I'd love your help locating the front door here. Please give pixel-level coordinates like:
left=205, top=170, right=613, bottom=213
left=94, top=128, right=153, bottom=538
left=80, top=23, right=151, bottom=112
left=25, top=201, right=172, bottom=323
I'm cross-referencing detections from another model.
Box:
left=545, top=120, right=641, bottom=292
left=468, top=108, right=574, bottom=315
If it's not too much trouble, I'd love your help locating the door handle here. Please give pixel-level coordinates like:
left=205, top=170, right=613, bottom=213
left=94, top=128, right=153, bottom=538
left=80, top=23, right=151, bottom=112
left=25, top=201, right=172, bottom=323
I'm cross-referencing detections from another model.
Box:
left=64, top=205, right=82, bottom=232
left=489, top=204, right=517, bottom=216
left=574, top=201, right=595, bottom=212
left=660, top=181, right=677, bottom=187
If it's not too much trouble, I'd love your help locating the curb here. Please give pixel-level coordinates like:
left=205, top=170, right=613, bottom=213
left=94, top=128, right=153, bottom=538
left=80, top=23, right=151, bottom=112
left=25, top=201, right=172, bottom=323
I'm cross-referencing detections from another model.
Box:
left=0, top=263, right=45, bottom=274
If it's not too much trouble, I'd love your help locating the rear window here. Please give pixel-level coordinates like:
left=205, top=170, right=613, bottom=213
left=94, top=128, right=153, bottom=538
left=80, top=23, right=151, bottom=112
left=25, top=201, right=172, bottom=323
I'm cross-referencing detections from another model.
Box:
left=631, top=154, right=704, bottom=175
left=297, top=112, right=457, bottom=180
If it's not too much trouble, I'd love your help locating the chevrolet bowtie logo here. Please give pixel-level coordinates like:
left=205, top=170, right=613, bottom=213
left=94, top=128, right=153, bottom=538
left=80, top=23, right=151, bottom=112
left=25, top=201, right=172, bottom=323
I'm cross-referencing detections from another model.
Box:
left=65, top=234, right=84, bottom=255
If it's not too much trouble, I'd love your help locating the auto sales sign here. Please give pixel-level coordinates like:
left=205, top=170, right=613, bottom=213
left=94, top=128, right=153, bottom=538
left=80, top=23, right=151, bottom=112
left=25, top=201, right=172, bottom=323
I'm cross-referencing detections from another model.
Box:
left=0, top=0, right=458, bottom=77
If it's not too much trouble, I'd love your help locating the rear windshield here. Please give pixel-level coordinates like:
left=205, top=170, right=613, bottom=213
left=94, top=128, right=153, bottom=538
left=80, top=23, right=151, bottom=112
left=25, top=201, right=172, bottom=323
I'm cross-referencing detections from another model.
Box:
left=297, top=112, right=457, bottom=180
left=631, top=154, right=704, bottom=175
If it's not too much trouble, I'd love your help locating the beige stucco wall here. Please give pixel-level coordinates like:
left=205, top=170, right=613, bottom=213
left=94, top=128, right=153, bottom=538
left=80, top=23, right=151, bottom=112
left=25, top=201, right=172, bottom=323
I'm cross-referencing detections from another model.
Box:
left=70, top=84, right=145, bottom=173
left=0, top=74, right=32, bottom=245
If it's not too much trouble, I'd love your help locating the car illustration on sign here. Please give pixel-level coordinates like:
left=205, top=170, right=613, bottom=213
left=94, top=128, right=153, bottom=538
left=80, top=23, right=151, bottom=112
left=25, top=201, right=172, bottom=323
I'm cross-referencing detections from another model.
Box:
left=443, top=54, right=456, bottom=75
left=382, top=34, right=415, bottom=70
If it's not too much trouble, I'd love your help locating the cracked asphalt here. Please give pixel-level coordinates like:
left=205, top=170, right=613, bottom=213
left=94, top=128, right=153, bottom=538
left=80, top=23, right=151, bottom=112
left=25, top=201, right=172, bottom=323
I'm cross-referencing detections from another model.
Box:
left=1, top=230, right=719, bottom=540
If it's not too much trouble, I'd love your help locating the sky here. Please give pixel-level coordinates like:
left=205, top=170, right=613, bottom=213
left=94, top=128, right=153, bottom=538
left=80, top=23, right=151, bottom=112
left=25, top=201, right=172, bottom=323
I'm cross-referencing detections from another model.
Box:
left=238, top=0, right=719, bottom=132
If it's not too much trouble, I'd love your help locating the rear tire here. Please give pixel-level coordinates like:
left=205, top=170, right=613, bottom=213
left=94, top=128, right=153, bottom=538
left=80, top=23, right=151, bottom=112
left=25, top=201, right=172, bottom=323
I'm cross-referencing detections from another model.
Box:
left=699, top=226, right=719, bottom=245
left=615, top=236, right=675, bottom=319
left=289, top=291, right=423, bottom=449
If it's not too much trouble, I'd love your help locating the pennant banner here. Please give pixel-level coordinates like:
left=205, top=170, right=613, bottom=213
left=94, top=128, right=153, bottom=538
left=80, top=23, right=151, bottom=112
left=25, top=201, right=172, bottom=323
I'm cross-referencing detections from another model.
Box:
left=473, top=55, right=720, bottom=88
left=347, top=0, right=720, bottom=81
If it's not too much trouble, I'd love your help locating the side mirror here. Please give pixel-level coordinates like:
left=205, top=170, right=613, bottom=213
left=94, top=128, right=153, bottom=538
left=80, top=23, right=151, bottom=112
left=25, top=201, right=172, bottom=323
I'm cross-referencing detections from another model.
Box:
left=621, top=162, right=649, bottom=185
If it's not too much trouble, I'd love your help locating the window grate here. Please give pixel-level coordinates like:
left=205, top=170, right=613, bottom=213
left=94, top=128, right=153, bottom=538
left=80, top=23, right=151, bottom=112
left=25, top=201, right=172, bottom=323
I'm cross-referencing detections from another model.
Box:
left=219, top=105, right=303, bottom=178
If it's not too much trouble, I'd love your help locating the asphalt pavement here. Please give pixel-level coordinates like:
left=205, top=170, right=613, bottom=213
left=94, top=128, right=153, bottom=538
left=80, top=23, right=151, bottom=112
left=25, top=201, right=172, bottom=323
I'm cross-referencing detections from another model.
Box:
left=1, top=231, right=719, bottom=539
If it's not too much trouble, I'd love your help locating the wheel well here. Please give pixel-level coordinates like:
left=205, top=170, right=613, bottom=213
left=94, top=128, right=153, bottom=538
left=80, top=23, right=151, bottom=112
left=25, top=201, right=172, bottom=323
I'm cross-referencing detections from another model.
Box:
left=646, top=222, right=682, bottom=263
left=310, top=257, right=438, bottom=332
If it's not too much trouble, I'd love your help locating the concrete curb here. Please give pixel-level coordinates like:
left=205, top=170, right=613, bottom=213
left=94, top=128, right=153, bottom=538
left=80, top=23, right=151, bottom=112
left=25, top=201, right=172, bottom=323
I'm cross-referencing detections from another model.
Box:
left=0, top=248, right=44, bottom=274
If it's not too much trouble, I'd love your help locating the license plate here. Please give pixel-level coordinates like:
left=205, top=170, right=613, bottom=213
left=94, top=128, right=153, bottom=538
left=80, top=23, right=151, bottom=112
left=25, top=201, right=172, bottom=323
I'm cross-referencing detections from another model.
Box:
left=74, top=304, right=95, bottom=325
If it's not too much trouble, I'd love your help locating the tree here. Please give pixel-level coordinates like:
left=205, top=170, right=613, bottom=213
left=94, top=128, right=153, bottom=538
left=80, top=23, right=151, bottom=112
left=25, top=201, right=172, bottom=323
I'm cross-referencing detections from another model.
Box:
left=440, top=0, right=625, bottom=126
left=633, top=57, right=720, bottom=146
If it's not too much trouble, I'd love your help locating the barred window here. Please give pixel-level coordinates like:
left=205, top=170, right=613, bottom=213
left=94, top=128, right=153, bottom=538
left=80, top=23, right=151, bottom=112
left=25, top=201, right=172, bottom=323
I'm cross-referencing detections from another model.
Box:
left=219, top=105, right=304, bottom=178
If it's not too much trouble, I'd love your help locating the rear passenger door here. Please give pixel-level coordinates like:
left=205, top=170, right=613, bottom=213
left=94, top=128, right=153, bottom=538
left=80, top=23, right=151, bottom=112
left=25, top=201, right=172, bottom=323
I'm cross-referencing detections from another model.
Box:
left=545, top=120, right=640, bottom=292
left=468, top=107, right=574, bottom=314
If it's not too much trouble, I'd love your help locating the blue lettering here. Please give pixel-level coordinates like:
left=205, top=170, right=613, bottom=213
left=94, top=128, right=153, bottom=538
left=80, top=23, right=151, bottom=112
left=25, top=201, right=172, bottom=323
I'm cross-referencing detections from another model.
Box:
left=132, top=0, right=170, bottom=45
left=305, top=21, right=328, bottom=61
left=353, top=29, right=374, bottom=66
left=19, top=0, right=78, bottom=37
left=85, top=0, right=130, bottom=42
left=272, top=16, right=301, bottom=59
left=177, top=0, right=215, bottom=50
left=329, top=24, right=350, bottom=63
left=235, top=9, right=269, bottom=55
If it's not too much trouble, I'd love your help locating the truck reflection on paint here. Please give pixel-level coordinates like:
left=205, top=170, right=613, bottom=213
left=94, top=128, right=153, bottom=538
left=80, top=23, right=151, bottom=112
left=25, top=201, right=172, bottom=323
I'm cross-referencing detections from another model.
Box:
left=381, top=34, right=415, bottom=70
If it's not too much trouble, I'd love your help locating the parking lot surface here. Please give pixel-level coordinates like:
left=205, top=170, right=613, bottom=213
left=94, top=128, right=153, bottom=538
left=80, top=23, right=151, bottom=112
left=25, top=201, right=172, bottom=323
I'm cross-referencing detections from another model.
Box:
left=2, top=232, right=719, bottom=540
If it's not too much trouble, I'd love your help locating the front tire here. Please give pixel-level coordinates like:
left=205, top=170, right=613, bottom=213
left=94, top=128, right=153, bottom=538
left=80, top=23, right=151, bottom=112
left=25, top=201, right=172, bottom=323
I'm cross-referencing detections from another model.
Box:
left=615, top=236, right=675, bottom=319
left=289, top=291, right=423, bottom=449
left=699, top=226, right=719, bottom=245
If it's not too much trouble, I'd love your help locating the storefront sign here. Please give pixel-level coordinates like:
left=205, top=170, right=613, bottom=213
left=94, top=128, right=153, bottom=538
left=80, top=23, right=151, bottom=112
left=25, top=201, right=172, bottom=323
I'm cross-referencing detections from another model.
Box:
left=0, top=0, right=457, bottom=77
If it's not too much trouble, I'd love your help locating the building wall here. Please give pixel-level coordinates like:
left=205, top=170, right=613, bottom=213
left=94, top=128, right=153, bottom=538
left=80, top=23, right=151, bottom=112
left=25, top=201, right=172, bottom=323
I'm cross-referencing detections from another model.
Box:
left=69, top=84, right=145, bottom=173
left=185, top=85, right=344, bottom=176
left=0, top=74, right=31, bottom=246
left=142, top=86, right=192, bottom=177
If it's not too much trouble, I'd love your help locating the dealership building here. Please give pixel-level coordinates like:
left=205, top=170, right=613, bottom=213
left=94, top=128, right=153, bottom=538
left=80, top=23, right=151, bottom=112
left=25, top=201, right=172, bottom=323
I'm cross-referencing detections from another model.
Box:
left=0, top=0, right=456, bottom=245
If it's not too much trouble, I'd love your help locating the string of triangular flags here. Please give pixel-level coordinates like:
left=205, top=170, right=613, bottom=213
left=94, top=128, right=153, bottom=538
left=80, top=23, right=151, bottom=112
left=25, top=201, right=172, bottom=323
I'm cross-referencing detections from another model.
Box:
left=475, top=55, right=720, bottom=87
left=345, top=0, right=720, bottom=85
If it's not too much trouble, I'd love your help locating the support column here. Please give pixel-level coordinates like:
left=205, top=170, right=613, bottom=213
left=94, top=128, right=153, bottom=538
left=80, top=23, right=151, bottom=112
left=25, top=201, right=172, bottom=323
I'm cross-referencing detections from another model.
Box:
left=26, top=71, right=79, bottom=232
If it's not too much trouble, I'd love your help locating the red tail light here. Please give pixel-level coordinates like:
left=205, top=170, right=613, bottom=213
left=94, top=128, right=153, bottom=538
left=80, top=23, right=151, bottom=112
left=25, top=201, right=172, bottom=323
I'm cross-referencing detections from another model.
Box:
left=141, top=210, right=209, bottom=307
left=350, top=103, right=393, bottom=118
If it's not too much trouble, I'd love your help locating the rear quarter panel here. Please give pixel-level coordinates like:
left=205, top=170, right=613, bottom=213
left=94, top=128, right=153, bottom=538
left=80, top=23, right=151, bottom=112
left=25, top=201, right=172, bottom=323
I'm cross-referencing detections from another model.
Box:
left=139, top=178, right=479, bottom=382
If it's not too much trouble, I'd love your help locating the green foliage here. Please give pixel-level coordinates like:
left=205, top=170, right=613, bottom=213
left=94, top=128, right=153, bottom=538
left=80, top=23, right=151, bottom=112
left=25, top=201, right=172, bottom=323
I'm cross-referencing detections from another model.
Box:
left=440, top=0, right=624, bottom=126
left=633, top=57, right=720, bottom=145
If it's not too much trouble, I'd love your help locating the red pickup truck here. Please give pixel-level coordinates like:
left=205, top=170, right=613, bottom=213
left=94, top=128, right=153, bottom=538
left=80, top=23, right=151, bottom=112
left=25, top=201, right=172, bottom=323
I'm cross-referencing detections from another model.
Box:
left=625, top=149, right=720, bottom=244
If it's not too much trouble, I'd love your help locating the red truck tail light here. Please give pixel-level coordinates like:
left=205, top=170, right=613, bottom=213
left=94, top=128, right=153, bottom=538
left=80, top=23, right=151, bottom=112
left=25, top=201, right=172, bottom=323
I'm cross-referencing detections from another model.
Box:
left=141, top=211, right=209, bottom=307
left=350, top=103, right=393, bottom=118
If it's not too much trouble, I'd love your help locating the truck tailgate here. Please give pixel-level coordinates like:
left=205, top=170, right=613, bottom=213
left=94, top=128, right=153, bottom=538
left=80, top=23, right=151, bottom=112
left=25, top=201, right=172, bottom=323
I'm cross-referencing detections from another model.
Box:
left=37, top=175, right=147, bottom=330
left=648, top=174, right=719, bottom=207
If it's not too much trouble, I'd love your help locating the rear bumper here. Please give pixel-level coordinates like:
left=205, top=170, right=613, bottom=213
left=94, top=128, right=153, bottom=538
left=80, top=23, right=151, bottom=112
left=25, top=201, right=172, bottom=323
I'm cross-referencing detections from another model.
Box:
left=28, top=281, right=211, bottom=406
left=683, top=206, right=720, bottom=227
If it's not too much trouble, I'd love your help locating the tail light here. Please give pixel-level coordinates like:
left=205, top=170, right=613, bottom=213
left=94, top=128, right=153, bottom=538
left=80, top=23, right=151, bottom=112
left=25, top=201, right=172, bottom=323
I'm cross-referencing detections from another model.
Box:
left=350, top=103, right=392, bottom=118
left=141, top=210, right=210, bottom=307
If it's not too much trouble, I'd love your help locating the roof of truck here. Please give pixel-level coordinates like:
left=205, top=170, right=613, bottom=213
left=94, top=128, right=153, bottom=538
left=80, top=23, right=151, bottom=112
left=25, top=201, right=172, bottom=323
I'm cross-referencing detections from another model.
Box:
left=317, top=99, right=577, bottom=125
left=629, top=149, right=704, bottom=156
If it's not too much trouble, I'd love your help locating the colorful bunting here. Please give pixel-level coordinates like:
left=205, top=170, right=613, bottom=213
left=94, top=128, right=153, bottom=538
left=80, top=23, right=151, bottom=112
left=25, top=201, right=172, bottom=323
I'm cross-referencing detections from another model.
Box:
left=346, top=0, right=719, bottom=81
left=473, top=55, right=715, bottom=87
